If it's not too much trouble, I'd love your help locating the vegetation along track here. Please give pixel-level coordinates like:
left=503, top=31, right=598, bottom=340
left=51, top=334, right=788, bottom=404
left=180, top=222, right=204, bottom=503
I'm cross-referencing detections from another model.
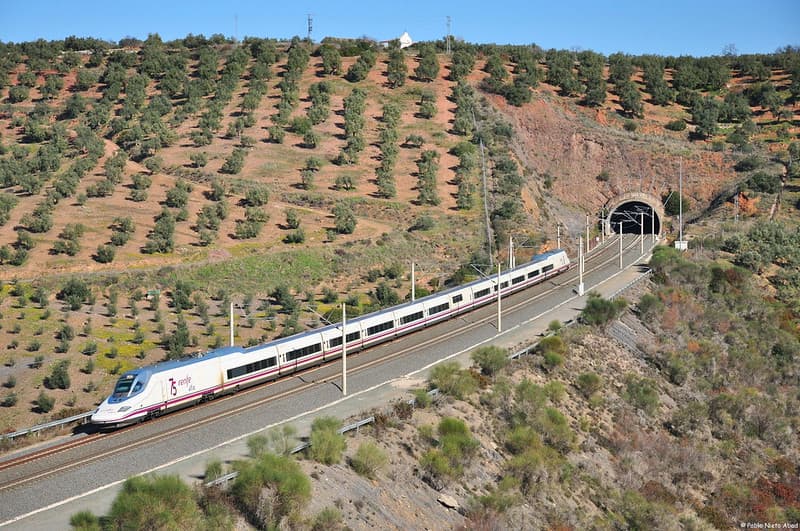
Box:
left=0, top=235, right=643, bottom=492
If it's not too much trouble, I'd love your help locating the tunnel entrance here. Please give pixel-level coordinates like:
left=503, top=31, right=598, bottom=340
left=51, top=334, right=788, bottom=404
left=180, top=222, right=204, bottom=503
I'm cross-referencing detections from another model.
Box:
left=609, top=201, right=662, bottom=234
left=603, top=192, right=664, bottom=237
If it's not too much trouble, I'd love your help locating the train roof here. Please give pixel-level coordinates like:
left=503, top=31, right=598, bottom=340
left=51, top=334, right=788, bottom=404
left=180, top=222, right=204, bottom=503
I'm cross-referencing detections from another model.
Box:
left=116, top=249, right=568, bottom=379
left=119, top=346, right=244, bottom=378
left=314, top=248, right=568, bottom=328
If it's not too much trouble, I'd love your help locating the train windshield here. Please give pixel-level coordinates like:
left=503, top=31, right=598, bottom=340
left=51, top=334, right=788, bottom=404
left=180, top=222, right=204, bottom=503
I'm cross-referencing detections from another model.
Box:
left=112, top=375, right=135, bottom=398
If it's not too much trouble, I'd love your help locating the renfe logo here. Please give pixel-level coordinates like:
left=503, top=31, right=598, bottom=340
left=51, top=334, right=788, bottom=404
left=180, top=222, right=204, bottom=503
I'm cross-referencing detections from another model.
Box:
left=168, top=375, right=195, bottom=396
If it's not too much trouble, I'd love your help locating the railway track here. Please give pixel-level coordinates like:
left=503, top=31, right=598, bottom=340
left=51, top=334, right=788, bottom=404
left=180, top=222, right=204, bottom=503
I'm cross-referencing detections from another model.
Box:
left=0, top=234, right=649, bottom=497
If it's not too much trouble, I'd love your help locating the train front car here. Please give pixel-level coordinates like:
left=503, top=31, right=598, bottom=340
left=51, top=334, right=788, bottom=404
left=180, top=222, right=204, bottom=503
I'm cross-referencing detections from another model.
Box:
left=91, top=369, right=152, bottom=426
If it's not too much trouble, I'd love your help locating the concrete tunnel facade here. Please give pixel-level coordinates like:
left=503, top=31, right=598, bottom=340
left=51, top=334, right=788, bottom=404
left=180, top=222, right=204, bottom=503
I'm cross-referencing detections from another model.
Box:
left=602, top=192, right=664, bottom=236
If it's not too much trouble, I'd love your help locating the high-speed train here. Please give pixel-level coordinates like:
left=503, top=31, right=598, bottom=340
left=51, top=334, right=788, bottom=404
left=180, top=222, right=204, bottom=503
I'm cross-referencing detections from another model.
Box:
left=91, top=250, right=570, bottom=425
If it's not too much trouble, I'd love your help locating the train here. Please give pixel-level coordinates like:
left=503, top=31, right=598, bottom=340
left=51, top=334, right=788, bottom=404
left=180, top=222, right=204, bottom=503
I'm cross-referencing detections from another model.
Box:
left=90, top=249, right=570, bottom=426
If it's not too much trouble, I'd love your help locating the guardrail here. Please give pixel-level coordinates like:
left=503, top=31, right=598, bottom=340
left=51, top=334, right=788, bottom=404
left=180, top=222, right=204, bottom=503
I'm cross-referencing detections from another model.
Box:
left=608, top=268, right=652, bottom=300
left=509, top=267, right=653, bottom=361
left=1, top=411, right=93, bottom=441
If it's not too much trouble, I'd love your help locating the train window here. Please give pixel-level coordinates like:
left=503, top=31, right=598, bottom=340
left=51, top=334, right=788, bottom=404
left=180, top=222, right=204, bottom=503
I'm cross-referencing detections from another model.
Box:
left=400, top=311, right=424, bottom=325
left=227, top=356, right=276, bottom=379
left=367, top=320, right=394, bottom=336
left=328, top=331, right=361, bottom=348
left=286, top=343, right=322, bottom=362
left=452, top=294, right=463, bottom=304
left=528, top=270, right=540, bottom=279
left=493, top=282, right=509, bottom=292
left=512, top=275, right=525, bottom=285
left=428, top=302, right=449, bottom=315
left=474, top=288, right=491, bottom=298
left=542, top=264, right=554, bottom=273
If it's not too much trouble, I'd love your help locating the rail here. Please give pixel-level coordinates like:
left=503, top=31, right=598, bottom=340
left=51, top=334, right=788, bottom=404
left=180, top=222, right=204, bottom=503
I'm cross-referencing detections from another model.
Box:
left=1, top=411, right=93, bottom=441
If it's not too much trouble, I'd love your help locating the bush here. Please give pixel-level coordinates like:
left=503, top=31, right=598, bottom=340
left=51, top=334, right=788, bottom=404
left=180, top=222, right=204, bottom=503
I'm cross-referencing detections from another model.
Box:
left=106, top=475, right=204, bottom=530
left=284, top=228, right=305, bottom=244
left=412, top=388, right=432, bottom=408
left=665, top=119, right=687, bottom=131
left=580, top=292, right=627, bottom=327
left=350, top=441, right=387, bottom=479
left=36, top=390, right=55, bottom=413
left=471, top=346, right=509, bottom=376
left=46, top=359, right=71, bottom=389
left=204, top=459, right=224, bottom=482
left=429, top=361, right=478, bottom=399
left=95, top=244, right=115, bottom=263
left=308, top=416, right=346, bottom=465
left=746, top=171, right=781, bottom=194
left=623, top=374, right=660, bottom=415
left=231, top=452, right=311, bottom=528
left=1, top=392, right=17, bottom=407
left=577, top=372, right=602, bottom=398
left=409, top=214, right=435, bottom=231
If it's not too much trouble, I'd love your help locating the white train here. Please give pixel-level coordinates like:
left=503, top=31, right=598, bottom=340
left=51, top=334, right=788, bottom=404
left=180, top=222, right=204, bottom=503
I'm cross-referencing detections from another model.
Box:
left=91, top=250, right=570, bottom=425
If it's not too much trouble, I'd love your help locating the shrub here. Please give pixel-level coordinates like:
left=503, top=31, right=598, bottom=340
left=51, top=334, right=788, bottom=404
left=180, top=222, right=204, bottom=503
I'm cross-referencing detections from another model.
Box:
left=312, top=507, right=343, bottom=530
left=665, top=119, right=687, bottom=131
left=284, top=228, right=305, bottom=244
left=580, top=292, right=627, bottom=327
left=58, top=278, right=92, bottom=310
left=203, top=458, right=223, bottom=483
left=82, top=341, right=98, bottom=355
left=95, top=244, right=116, bottom=263
left=106, top=475, right=204, bottom=530
left=409, top=214, right=435, bottom=231
left=308, top=416, right=346, bottom=465
left=36, top=390, right=55, bottom=413
left=247, top=434, right=269, bottom=458
left=350, top=441, right=387, bottom=479
left=1, top=392, right=17, bottom=407
left=412, top=388, right=432, bottom=408
left=471, top=345, right=509, bottom=376
left=746, top=171, right=781, bottom=194
left=46, top=359, right=71, bottom=389
left=429, top=361, right=478, bottom=399
left=623, top=374, right=660, bottom=415
left=244, top=186, right=270, bottom=207
left=577, top=372, right=602, bottom=398
left=231, top=452, right=310, bottom=528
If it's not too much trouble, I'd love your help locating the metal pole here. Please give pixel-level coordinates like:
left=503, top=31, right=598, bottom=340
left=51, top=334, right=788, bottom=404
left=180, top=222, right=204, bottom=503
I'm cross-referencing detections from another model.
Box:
left=652, top=207, right=655, bottom=242
left=342, top=302, right=347, bottom=396
left=619, top=222, right=623, bottom=269
left=229, top=302, right=234, bottom=347
left=679, top=158, right=684, bottom=248
left=496, top=263, right=502, bottom=333
left=508, top=235, right=513, bottom=269
left=640, top=211, right=644, bottom=255
left=600, top=213, right=605, bottom=245
left=411, top=262, right=415, bottom=302
left=557, top=224, right=561, bottom=249
left=578, top=236, right=584, bottom=296
left=585, top=214, right=590, bottom=253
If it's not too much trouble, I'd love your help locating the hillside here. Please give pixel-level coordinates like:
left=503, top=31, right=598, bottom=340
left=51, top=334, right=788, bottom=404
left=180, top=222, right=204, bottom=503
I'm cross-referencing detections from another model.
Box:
left=0, top=35, right=798, bottom=437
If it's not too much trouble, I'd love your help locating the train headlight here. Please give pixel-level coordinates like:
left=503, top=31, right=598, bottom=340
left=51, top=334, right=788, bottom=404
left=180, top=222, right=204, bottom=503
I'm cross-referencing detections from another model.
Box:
left=117, top=406, right=131, bottom=412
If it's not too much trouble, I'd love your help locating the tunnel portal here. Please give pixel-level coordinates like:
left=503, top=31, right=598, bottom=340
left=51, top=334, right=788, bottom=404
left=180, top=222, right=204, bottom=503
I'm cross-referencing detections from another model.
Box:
left=603, top=192, right=664, bottom=236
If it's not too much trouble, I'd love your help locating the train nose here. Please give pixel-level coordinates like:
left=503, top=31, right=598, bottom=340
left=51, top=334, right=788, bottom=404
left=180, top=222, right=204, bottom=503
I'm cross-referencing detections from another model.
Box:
left=90, top=405, right=118, bottom=424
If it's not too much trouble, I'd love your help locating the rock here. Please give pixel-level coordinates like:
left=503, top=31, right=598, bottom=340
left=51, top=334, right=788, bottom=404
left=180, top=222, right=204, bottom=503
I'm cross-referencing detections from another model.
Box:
left=437, top=494, right=459, bottom=510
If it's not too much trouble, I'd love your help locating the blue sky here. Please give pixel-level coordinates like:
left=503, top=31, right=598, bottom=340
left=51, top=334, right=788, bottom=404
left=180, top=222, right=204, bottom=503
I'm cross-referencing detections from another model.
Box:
left=1, top=0, right=798, bottom=57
